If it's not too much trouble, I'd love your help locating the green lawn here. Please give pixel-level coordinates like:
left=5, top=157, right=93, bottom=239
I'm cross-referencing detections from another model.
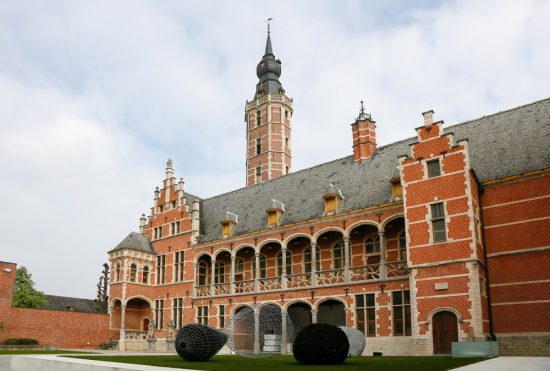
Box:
left=0, top=350, right=96, bottom=355
left=70, top=354, right=484, bottom=371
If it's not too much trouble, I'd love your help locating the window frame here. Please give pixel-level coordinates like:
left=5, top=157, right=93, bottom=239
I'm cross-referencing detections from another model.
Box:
left=197, top=306, right=208, bottom=325
left=427, top=158, right=441, bottom=178
left=303, top=246, right=320, bottom=274
left=355, top=293, right=376, bottom=337
left=129, top=263, right=137, bottom=283
left=174, top=251, right=184, bottom=282
left=256, top=110, right=261, bottom=127
left=392, top=290, right=411, bottom=336
left=172, top=298, right=183, bottom=329
left=256, top=137, right=261, bottom=155
left=154, top=299, right=164, bottom=330
left=142, top=265, right=150, bottom=284
left=276, top=251, right=292, bottom=277
left=332, top=240, right=344, bottom=270
left=198, top=261, right=208, bottom=286
left=431, top=202, right=447, bottom=243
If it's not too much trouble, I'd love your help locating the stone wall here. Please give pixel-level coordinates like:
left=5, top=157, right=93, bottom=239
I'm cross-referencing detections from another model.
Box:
left=497, top=335, right=550, bottom=356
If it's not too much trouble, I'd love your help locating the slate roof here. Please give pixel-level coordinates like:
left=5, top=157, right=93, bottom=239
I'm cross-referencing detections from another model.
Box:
left=110, top=232, right=155, bottom=254
left=42, top=295, right=97, bottom=313
left=197, top=98, right=550, bottom=243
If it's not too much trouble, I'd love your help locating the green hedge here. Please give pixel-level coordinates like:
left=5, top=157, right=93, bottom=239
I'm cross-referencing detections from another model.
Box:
left=2, top=338, right=39, bottom=345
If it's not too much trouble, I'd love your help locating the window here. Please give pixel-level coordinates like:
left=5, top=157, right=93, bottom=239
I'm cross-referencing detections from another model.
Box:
left=255, top=166, right=262, bottom=183
left=219, top=305, right=226, bottom=328
left=323, top=195, right=341, bottom=215
left=365, top=236, right=381, bottom=255
left=115, top=263, right=121, bottom=282
left=221, top=221, right=233, bottom=237
left=153, top=226, right=163, bottom=240
left=130, top=263, right=137, bottom=282
left=198, top=261, right=208, bottom=285
left=197, top=306, right=208, bottom=325
left=154, top=299, right=164, bottom=329
left=142, top=266, right=150, bottom=284
left=171, top=200, right=177, bottom=209
left=391, top=179, right=403, bottom=199
left=356, top=294, right=376, bottom=337
left=284, top=110, right=288, bottom=119
left=285, top=137, right=289, bottom=147
left=252, top=255, right=267, bottom=279
left=427, top=159, right=441, bottom=178
left=215, top=262, right=225, bottom=284
left=235, top=258, right=244, bottom=274
left=285, top=166, right=289, bottom=175
left=398, top=232, right=407, bottom=261
left=172, top=298, right=183, bottom=329
left=431, top=203, right=446, bottom=242
left=304, top=247, right=320, bottom=273
left=256, top=138, right=261, bottom=155
left=392, top=290, right=411, bottom=336
left=267, top=209, right=282, bottom=226
left=277, top=251, right=292, bottom=276
left=256, top=110, right=261, bottom=127
left=333, top=240, right=344, bottom=269
left=156, top=255, right=166, bottom=284
left=170, top=221, right=181, bottom=236
left=174, top=251, right=184, bottom=282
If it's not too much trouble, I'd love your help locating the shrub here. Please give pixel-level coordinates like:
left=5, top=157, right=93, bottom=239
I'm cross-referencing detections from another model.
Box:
left=2, top=338, right=39, bottom=345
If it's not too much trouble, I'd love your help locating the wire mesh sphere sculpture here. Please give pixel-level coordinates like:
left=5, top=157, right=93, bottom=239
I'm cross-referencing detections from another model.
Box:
left=292, top=323, right=350, bottom=365
left=175, top=324, right=228, bottom=361
left=339, top=326, right=366, bottom=356
left=224, top=304, right=294, bottom=358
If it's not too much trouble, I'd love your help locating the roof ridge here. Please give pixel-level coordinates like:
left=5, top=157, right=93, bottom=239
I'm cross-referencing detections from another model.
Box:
left=44, top=294, right=95, bottom=301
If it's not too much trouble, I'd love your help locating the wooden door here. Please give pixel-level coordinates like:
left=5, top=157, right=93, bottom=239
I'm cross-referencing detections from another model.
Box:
left=432, top=311, right=458, bottom=354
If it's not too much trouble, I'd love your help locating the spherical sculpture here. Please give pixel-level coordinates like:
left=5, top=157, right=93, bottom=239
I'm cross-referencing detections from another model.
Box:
left=175, top=324, right=227, bottom=361
left=292, top=323, right=350, bottom=365
left=339, top=326, right=366, bottom=356
left=224, top=304, right=293, bottom=358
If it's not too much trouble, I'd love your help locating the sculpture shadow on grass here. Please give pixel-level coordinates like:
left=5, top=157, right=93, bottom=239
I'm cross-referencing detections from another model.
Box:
left=175, top=324, right=228, bottom=361
left=292, top=323, right=350, bottom=365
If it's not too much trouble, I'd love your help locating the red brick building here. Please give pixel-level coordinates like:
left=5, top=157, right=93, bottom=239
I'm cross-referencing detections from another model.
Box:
left=108, top=31, right=550, bottom=355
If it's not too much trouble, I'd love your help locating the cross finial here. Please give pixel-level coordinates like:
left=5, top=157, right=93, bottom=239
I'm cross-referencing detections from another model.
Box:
left=267, top=18, right=273, bottom=34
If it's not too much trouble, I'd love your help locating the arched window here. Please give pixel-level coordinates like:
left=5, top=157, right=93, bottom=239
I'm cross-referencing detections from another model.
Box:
left=333, top=240, right=344, bottom=269
left=215, top=262, right=225, bottom=284
left=130, top=263, right=137, bottom=282
left=235, top=258, right=244, bottom=274
left=303, top=246, right=320, bottom=273
left=277, top=251, right=292, bottom=276
left=398, top=232, right=407, bottom=261
left=142, top=266, right=149, bottom=284
left=365, top=235, right=381, bottom=255
left=115, top=263, right=121, bottom=282
left=198, top=261, right=208, bottom=285
left=252, top=255, right=267, bottom=279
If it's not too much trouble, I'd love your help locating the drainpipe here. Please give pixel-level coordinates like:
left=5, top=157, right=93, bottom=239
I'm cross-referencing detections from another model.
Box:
left=478, top=185, right=496, bottom=341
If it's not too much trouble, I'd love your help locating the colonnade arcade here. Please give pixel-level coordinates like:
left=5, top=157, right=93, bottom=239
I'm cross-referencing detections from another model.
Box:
left=194, top=216, right=407, bottom=298
left=110, top=297, right=153, bottom=343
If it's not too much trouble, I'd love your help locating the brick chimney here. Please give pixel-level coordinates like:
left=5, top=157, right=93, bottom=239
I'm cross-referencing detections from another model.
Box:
left=351, top=101, right=377, bottom=163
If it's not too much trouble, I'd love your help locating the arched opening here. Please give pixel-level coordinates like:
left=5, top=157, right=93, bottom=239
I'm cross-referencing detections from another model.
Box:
left=286, top=236, right=313, bottom=288
left=234, top=247, right=255, bottom=293
left=141, top=317, right=150, bottom=331
left=432, top=311, right=458, bottom=354
left=130, top=263, right=137, bottom=282
left=214, top=251, right=231, bottom=295
left=258, top=242, right=282, bottom=290
left=110, top=299, right=122, bottom=331
left=315, top=230, right=345, bottom=284
left=317, top=299, right=346, bottom=327
left=125, top=298, right=152, bottom=335
left=287, top=302, right=312, bottom=342
left=196, top=255, right=212, bottom=286
left=383, top=217, right=408, bottom=278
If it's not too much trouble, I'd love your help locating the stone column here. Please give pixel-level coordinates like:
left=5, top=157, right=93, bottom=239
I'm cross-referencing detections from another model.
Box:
left=311, top=309, right=318, bottom=324
left=281, top=309, right=288, bottom=354
left=254, top=252, right=260, bottom=292
left=119, top=304, right=127, bottom=351
left=281, top=248, right=287, bottom=290
left=211, top=260, right=216, bottom=296
left=193, top=262, right=198, bottom=296
left=311, top=243, right=318, bottom=286
left=230, top=315, right=235, bottom=352
left=230, top=256, right=236, bottom=295
left=343, top=237, right=350, bottom=283
left=379, top=231, right=387, bottom=279
left=254, top=307, right=260, bottom=354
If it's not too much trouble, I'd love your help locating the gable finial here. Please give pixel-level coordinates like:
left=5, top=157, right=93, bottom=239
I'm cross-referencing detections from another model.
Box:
left=357, top=100, right=372, bottom=121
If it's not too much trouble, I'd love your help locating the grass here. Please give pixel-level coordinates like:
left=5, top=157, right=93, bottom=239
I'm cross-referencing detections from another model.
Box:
left=0, top=350, right=96, bottom=355
left=69, top=354, right=485, bottom=371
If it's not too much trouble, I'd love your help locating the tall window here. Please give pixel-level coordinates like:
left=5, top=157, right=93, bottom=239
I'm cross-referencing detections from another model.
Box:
left=215, top=262, right=225, bottom=284
left=356, top=294, right=376, bottom=337
left=333, top=240, right=344, bottom=269
left=277, top=251, right=292, bottom=276
left=392, top=290, right=411, bottom=336
left=256, top=166, right=262, bottom=183
left=256, top=138, right=261, bottom=155
left=153, top=226, right=163, bottom=240
left=431, top=203, right=446, bottom=242
left=130, top=263, right=137, bottom=282
left=252, top=255, right=267, bottom=279
left=197, top=306, right=208, bottom=325
left=398, top=232, right=407, bottom=261
left=156, top=255, right=166, bottom=284
left=172, top=298, right=183, bottom=329
left=170, top=221, right=181, bottom=235
left=154, top=299, right=164, bottom=329
left=235, top=258, right=244, bottom=275
left=304, top=247, right=320, bottom=273
left=365, top=235, right=381, bottom=255
left=219, top=305, right=226, bottom=328
left=427, top=159, right=441, bottom=178
left=142, top=265, right=150, bottom=284
left=115, top=263, right=121, bottom=282
left=174, top=251, right=184, bottom=282
left=256, top=110, right=261, bottom=127
left=198, top=261, right=208, bottom=285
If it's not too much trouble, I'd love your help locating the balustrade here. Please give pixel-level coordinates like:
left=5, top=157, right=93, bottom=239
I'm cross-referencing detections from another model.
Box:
left=125, top=331, right=147, bottom=340
left=316, top=269, right=345, bottom=285
left=349, top=264, right=381, bottom=281
left=258, top=277, right=281, bottom=291
left=285, top=273, right=312, bottom=289
left=234, top=279, right=255, bottom=294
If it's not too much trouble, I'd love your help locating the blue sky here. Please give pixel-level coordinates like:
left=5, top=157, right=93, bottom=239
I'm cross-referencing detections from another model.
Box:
left=1, top=0, right=548, bottom=298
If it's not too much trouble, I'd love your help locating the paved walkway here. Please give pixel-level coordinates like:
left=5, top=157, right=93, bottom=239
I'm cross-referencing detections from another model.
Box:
left=453, top=357, right=550, bottom=371
left=0, top=356, right=12, bottom=371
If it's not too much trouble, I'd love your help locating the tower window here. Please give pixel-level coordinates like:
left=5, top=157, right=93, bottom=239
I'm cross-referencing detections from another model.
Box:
left=285, top=166, right=289, bottom=175
left=256, top=110, right=261, bottom=127
left=431, top=202, right=446, bottom=242
left=427, top=159, right=441, bottom=178
left=255, top=166, right=262, bottom=183
left=285, top=137, right=289, bottom=147
left=256, top=138, right=261, bottom=155
left=284, top=110, right=288, bottom=118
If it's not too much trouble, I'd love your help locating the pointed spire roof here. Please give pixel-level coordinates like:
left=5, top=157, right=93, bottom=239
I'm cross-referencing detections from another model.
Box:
left=265, top=28, right=273, bottom=56
left=254, top=24, right=283, bottom=98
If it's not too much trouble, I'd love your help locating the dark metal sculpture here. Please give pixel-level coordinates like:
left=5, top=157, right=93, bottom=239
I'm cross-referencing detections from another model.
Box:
left=292, top=323, right=350, bottom=365
left=175, top=324, right=228, bottom=362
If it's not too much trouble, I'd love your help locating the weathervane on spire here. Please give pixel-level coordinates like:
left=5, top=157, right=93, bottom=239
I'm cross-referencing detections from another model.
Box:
left=267, top=18, right=273, bottom=34
left=357, top=100, right=372, bottom=121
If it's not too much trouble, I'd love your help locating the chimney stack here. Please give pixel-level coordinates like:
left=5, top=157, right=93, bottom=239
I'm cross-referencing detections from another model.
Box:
left=351, top=101, right=377, bottom=163
left=422, top=110, right=434, bottom=127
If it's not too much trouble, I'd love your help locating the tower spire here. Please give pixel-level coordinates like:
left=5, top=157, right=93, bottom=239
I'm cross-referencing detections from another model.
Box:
left=265, top=18, right=273, bottom=55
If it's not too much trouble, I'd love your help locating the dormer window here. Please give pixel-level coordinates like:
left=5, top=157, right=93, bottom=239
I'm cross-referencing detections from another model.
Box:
left=266, top=200, right=285, bottom=227
left=323, top=184, right=343, bottom=216
left=391, top=177, right=403, bottom=200
left=221, top=211, right=238, bottom=238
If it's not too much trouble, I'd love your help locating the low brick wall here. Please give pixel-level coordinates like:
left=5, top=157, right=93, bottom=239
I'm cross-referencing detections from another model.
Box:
left=497, top=335, right=550, bottom=356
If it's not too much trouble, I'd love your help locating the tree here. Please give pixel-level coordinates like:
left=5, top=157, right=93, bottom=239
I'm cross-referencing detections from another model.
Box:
left=95, top=263, right=109, bottom=313
left=12, top=266, right=48, bottom=308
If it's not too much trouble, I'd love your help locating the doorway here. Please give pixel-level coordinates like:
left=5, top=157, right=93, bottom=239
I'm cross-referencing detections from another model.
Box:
left=432, top=311, right=458, bottom=354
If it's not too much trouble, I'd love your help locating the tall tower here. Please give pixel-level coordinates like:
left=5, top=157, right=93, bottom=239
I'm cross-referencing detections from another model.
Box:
left=245, top=25, right=293, bottom=186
